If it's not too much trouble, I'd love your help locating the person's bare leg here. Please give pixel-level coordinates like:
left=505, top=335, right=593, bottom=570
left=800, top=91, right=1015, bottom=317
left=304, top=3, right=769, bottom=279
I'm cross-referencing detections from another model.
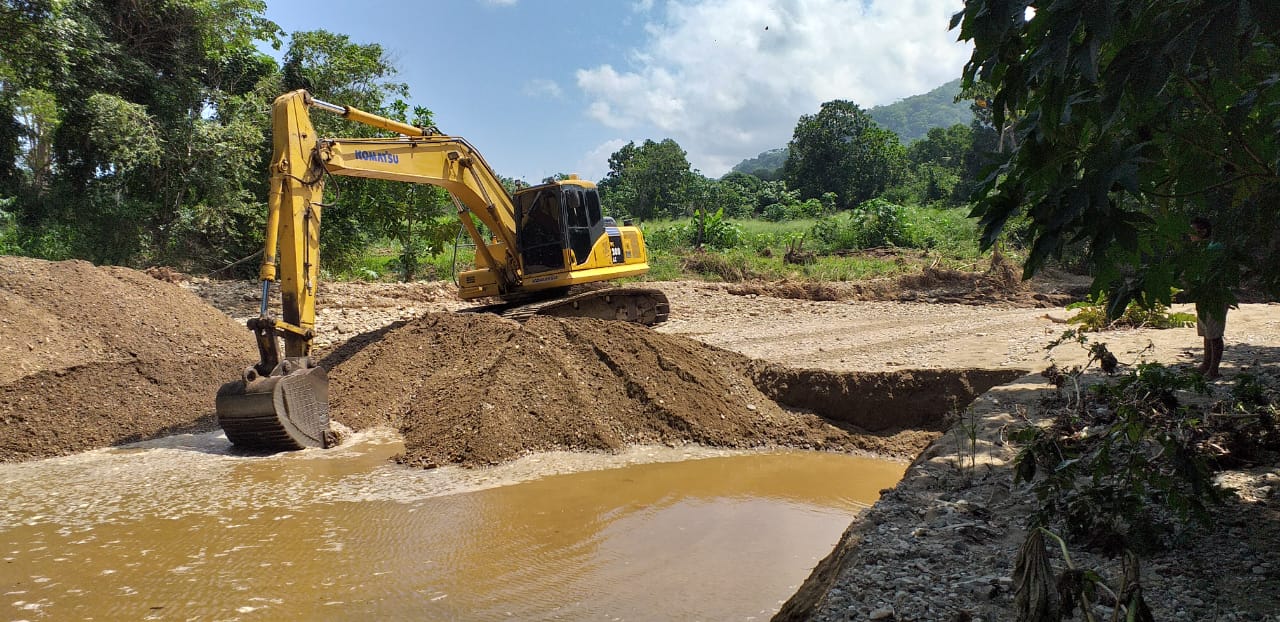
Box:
left=1199, top=337, right=1212, bottom=374
left=1207, top=338, right=1224, bottom=379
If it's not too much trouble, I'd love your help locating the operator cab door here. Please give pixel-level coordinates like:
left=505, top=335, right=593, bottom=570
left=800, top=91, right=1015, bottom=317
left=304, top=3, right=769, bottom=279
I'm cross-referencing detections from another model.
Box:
left=516, top=186, right=567, bottom=275
left=564, top=185, right=607, bottom=265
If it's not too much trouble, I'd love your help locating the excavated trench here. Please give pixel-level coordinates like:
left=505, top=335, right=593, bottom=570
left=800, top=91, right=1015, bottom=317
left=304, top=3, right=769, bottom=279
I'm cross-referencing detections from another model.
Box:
left=751, top=366, right=1026, bottom=432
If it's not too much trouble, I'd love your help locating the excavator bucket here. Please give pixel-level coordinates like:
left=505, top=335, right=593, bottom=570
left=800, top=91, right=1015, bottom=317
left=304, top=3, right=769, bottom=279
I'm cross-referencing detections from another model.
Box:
left=215, top=365, right=329, bottom=450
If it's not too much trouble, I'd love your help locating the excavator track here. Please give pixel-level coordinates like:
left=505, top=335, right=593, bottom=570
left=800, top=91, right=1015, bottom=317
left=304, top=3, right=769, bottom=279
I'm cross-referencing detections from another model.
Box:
left=470, top=287, right=669, bottom=326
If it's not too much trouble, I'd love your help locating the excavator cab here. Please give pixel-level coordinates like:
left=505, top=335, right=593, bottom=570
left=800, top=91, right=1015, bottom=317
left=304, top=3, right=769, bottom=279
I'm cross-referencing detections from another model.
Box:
left=514, top=180, right=609, bottom=275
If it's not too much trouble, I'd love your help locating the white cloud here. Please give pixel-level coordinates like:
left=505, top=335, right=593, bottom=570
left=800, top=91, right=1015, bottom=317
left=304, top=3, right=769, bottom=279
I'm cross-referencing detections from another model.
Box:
left=575, top=0, right=972, bottom=176
left=522, top=78, right=564, bottom=99
left=576, top=138, right=631, bottom=182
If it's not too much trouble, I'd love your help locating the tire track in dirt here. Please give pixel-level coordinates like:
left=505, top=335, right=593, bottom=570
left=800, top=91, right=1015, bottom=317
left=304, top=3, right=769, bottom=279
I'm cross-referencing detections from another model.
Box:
left=654, top=284, right=1055, bottom=372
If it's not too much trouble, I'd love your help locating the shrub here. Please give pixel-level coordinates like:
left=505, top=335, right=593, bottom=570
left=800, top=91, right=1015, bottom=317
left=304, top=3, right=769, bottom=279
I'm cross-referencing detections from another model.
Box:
left=809, top=198, right=910, bottom=250
left=1014, top=360, right=1220, bottom=554
left=1066, top=291, right=1196, bottom=331
left=0, top=198, right=19, bottom=255
left=643, top=209, right=743, bottom=250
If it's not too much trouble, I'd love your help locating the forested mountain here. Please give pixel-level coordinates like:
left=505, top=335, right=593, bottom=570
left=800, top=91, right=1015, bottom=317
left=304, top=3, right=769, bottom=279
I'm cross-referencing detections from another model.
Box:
left=728, top=79, right=971, bottom=179
left=867, top=78, right=971, bottom=143
left=729, top=148, right=787, bottom=180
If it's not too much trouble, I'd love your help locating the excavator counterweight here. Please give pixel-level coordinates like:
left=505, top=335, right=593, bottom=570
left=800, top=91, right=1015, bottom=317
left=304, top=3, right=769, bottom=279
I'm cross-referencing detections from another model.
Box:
left=215, top=90, right=667, bottom=452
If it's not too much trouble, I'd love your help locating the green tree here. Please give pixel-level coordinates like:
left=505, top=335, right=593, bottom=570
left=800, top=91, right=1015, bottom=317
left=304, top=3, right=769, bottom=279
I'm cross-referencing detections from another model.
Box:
left=13, top=88, right=58, bottom=196
left=894, top=124, right=973, bottom=206
left=283, top=29, right=405, bottom=110
left=369, top=102, right=451, bottom=281
left=280, top=29, right=428, bottom=275
left=953, top=0, right=1280, bottom=308
left=784, top=100, right=906, bottom=209
left=717, top=171, right=763, bottom=217
left=0, top=0, right=283, bottom=266
left=598, top=138, right=693, bottom=219
left=496, top=174, right=528, bottom=195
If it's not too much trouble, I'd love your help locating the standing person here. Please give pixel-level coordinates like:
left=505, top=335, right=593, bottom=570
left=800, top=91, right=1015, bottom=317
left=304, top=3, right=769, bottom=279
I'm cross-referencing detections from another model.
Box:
left=1187, top=217, right=1230, bottom=379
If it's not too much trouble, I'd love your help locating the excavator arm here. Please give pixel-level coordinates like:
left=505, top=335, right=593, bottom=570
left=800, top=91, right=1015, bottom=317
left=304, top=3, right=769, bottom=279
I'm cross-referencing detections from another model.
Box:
left=216, top=89, right=664, bottom=451
left=263, top=90, right=523, bottom=352
left=216, top=89, right=534, bottom=450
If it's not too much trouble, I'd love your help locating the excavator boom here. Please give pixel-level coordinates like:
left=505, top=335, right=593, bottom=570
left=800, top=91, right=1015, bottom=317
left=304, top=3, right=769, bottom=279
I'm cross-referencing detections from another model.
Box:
left=216, top=90, right=667, bottom=451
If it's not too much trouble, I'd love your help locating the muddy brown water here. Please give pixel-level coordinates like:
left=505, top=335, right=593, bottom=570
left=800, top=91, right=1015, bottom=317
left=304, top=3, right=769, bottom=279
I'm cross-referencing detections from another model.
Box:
left=1, top=431, right=904, bottom=621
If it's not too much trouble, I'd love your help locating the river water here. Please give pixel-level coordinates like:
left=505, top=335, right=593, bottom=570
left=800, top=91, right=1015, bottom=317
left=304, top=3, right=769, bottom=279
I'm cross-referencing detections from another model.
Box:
left=1, top=431, right=904, bottom=621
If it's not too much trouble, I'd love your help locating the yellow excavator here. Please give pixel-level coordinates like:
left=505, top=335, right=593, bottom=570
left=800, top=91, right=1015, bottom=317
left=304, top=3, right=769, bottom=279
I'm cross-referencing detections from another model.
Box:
left=215, top=89, right=668, bottom=451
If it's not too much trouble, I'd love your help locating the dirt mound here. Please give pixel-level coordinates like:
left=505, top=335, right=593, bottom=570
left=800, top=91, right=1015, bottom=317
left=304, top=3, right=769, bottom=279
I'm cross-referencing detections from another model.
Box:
left=324, top=312, right=892, bottom=468
left=726, top=280, right=841, bottom=302
left=0, top=257, right=255, bottom=461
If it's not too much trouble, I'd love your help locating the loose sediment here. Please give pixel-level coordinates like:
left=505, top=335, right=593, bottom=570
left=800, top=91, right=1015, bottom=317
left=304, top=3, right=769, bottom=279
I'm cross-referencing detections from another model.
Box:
left=323, top=312, right=962, bottom=468
left=0, top=257, right=254, bottom=461
left=1, top=259, right=998, bottom=466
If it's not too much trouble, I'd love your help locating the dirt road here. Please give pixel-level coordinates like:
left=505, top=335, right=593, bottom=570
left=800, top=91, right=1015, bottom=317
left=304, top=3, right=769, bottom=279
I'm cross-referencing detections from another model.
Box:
left=187, top=275, right=1275, bottom=377
left=650, top=281, right=1279, bottom=377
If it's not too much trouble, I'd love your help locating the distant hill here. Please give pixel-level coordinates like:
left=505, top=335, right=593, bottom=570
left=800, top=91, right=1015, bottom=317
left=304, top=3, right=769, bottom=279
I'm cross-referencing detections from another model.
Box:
left=728, top=79, right=973, bottom=179
left=868, top=78, right=972, bottom=143
left=729, top=148, right=787, bottom=179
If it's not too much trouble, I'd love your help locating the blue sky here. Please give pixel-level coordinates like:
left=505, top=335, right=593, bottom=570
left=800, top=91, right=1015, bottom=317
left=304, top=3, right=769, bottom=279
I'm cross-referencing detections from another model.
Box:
left=261, top=0, right=972, bottom=183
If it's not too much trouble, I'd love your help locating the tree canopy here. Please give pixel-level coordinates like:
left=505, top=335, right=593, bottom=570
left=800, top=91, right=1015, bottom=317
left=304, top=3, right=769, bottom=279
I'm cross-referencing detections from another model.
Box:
left=784, top=99, right=905, bottom=209
left=597, top=138, right=694, bottom=220
left=0, top=1, right=457, bottom=279
left=1, top=0, right=284, bottom=265
left=954, top=0, right=1280, bottom=308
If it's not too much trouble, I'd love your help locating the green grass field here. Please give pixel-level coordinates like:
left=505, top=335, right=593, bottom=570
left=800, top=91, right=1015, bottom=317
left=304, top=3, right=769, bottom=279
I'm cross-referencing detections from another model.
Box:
left=331, top=209, right=1002, bottom=286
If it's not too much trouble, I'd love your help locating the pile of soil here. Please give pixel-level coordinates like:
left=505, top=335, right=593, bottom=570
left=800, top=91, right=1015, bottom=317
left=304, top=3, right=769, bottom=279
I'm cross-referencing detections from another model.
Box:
left=322, top=312, right=890, bottom=468
left=0, top=257, right=255, bottom=461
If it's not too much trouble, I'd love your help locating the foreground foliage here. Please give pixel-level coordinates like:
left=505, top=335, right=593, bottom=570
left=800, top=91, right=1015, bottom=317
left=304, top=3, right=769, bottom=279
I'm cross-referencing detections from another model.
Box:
left=1009, top=335, right=1280, bottom=620
left=954, top=0, right=1280, bottom=308
left=1018, top=358, right=1220, bottom=554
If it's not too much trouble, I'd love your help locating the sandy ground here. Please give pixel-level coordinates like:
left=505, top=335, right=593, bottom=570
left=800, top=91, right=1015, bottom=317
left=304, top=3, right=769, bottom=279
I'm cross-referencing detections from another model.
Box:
left=186, top=275, right=1271, bottom=378
left=652, top=280, right=1280, bottom=377
left=3, top=260, right=1050, bottom=464
left=7, top=257, right=1277, bottom=471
